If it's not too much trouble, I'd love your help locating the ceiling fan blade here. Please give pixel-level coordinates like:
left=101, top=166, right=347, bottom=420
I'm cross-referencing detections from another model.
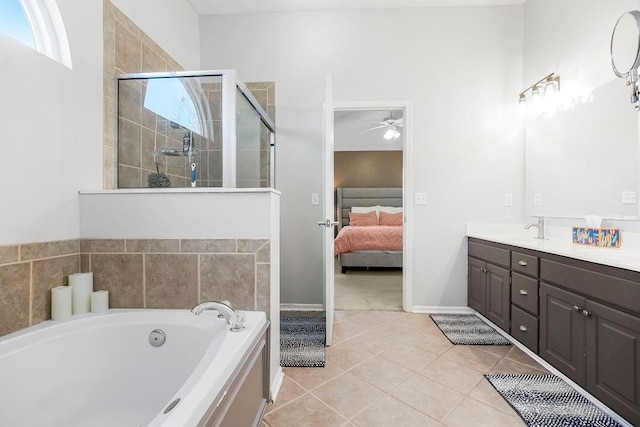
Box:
left=357, top=125, right=387, bottom=133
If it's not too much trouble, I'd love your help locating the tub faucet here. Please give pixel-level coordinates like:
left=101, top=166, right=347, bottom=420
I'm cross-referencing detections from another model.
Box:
left=525, top=216, right=545, bottom=239
left=191, top=301, right=245, bottom=331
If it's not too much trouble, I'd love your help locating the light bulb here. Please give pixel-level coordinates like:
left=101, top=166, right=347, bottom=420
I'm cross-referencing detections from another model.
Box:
left=519, top=94, right=527, bottom=117
left=383, top=128, right=394, bottom=140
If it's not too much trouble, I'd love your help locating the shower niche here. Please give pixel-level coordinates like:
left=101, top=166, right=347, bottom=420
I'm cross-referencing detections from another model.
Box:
left=116, top=71, right=275, bottom=189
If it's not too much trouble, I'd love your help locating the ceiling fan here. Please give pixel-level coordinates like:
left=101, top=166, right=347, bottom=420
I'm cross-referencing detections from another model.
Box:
left=358, top=111, right=403, bottom=139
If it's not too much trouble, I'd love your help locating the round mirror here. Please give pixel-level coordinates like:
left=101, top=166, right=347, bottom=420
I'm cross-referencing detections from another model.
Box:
left=611, top=11, right=640, bottom=77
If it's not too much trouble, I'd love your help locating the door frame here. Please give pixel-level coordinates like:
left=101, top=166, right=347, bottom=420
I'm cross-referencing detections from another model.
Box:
left=332, top=100, right=414, bottom=312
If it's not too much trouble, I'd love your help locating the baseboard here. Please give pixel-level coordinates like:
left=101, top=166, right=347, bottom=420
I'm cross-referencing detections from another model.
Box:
left=280, top=303, right=324, bottom=311
left=474, top=311, right=632, bottom=427
left=411, top=305, right=474, bottom=314
left=270, top=367, right=284, bottom=403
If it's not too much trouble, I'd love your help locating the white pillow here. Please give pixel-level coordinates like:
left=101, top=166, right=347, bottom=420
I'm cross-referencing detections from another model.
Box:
left=378, top=205, right=403, bottom=214
left=351, top=206, right=377, bottom=214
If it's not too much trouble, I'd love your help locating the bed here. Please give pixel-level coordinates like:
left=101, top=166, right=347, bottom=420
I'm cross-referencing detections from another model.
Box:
left=335, top=187, right=403, bottom=273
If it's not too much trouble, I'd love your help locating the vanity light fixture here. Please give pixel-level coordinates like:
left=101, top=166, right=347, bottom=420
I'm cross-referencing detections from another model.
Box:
left=518, top=73, right=560, bottom=117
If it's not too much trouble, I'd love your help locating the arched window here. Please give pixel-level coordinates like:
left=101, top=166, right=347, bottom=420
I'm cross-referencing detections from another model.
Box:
left=0, top=0, right=72, bottom=68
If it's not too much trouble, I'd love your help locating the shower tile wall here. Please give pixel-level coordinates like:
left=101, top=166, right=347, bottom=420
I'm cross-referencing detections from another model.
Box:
left=104, top=0, right=276, bottom=189
left=0, top=238, right=270, bottom=338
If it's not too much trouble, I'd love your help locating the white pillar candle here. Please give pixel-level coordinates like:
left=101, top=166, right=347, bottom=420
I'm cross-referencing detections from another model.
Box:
left=69, top=272, right=93, bottom=315
left=90, top=290, right=109, bottom=313
left=51, top=286, right=72, bottom=320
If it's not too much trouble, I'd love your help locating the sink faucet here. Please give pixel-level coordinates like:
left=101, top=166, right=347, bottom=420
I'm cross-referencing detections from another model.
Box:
left=191, top=301, right=245, bottom=331
left=525, top=216, right=545, bottom=239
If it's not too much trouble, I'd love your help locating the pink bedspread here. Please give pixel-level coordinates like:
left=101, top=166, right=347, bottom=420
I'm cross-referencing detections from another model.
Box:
left=334, top=226, right=403, bottom=255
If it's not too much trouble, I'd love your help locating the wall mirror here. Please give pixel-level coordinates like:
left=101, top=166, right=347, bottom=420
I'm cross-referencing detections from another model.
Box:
left=525, top=79, right=639, bottom=219
left=611, top=10, right=640, bottom=108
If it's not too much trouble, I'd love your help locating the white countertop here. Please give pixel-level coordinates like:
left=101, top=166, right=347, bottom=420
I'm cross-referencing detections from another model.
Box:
left=466, top=223, right=640, bottom=273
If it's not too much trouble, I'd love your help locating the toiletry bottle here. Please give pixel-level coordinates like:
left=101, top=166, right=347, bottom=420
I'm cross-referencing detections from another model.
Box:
left=183, top=132, right=190, bottom=153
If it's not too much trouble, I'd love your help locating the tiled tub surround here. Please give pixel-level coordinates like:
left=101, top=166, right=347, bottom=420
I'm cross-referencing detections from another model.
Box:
left=0, top=238, right=270, bottom=338
left=0, top=240, right=80, bottom=336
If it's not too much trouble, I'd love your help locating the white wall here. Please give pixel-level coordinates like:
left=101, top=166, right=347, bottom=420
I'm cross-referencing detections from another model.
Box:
left=110, top=0, right=200, bottom=69
left=200, top=6, right=524, bottom=308
left=0, top=0, right=103, bottom=245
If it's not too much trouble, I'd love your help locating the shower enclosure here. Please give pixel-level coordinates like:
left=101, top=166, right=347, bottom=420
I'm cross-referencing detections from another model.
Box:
left=116, top=70, right=275, bottom=189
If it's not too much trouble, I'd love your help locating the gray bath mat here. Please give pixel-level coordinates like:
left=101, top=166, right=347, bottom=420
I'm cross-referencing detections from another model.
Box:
left=485, top=374, right=623, bottom=426
left=280, top=317, right=325, bottom=367
left=429, top=313, right=511, bottom=345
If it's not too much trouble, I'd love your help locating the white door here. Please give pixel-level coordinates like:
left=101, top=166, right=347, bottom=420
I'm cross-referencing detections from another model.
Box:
left=319, top=75, right=336, bottom=346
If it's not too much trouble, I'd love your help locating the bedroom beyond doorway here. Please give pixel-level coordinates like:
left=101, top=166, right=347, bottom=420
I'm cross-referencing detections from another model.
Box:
left=333, top=108, right=405, bottom=311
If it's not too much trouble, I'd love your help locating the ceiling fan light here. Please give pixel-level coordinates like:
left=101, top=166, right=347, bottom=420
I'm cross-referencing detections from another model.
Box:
left=383, top=128, right=395, bottom=140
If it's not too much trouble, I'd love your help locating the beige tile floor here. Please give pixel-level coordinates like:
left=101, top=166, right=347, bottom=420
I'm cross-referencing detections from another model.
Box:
left=264, top=310, right=549, bottom=427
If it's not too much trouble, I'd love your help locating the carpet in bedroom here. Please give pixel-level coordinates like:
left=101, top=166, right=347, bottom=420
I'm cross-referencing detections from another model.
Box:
left=334, top=265, right=402, bottom=311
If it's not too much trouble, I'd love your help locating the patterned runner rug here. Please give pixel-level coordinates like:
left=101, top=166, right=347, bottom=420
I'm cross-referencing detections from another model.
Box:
left=485, top=374, right=623, bottom=426
left=280, top=316, right=326, bottom=367
left=429, top=313, right=511, bottom=345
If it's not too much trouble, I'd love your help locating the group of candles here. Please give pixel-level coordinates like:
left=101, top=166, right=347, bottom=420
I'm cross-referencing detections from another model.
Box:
left=51, top=272, right=109, bottom=320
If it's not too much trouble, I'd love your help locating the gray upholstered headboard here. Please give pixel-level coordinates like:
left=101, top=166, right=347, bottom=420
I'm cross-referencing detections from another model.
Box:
left=337, top=187, right=403, bottom=229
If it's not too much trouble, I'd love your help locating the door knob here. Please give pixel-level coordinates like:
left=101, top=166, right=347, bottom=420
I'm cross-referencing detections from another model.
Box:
left=582, top=310, right=592, bottom=317
left=573, top=305, right=582, bottom=312
left=519, top=325, right=528, bottom=332
left=519, top=289, right=528, bottom=295
left=518, top=260, right=528, bottom=266
left=317, top=219, right=339, bottom=228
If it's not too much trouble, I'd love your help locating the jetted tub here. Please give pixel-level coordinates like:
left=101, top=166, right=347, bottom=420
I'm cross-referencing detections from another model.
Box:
left=0, top=309, right=269, bottom=427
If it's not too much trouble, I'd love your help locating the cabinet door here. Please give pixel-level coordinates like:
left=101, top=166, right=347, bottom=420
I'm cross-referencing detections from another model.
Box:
left=540, top=283, right=586, bottom=386
left=485, top=264, right=511, bottom=332
left=468, top=257, right=486, bottom=314
left=586, top=300, right=640, bottom=425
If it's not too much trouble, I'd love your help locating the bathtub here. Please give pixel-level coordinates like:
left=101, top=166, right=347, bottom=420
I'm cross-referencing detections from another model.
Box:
left=0, top=309, right=269, bottom=427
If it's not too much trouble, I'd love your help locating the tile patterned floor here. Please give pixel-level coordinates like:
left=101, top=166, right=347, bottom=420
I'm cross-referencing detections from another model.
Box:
left=263, top=310, right=548, bottom=427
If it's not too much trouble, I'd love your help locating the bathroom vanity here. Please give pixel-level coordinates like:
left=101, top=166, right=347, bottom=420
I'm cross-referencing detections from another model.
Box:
left=466, top=230, right=640, bottom=425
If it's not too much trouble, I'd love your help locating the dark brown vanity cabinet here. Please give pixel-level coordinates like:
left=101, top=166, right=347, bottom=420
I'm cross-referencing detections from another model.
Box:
left=468, top=238, right=640, bottom=425
left=510, top=251, right=540, bottom=353
left=468, top=241, right=510, bottom=332
left=540, top=258, right=640, bottom=425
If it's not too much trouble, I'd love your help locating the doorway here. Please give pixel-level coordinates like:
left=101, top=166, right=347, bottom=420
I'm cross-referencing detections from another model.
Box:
left=330, top=101, right=413, bottom=313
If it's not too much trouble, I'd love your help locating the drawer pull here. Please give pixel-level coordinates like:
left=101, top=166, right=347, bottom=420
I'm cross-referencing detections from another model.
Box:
left=573, top=305, right=582, bottom=312
left=518, top=260, right=528, bottom=266
left=582, top=310, right=592, bottom=317
left=518, top=289, right=528, bottom=296
left=519, top=325, right=528, bottom=332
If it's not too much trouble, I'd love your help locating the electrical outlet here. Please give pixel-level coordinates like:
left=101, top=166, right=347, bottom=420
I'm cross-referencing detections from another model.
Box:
left=622, top=191, right=637, bottom=204
left=415, top=193, right=428, bottom=205
left=504, top=193, right=513, bottom=206
left=311, top=193, right=319, bottom=205
left=533, top=193, right=543, bottom=207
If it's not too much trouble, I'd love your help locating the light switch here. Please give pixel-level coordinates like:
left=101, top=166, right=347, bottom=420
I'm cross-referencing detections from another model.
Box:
left=415, top=193, right=427, bottom=205
left=311, top=193, right=319, bottom=205
left=504, top=193, right=513, bottom=207
left=533, top=193, right=542, bottom=207
left=622, top=191, right=637, bottom=204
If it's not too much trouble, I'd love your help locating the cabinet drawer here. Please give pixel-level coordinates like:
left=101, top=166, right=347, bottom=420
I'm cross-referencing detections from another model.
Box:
left=541, top=259, right=640, bottom=316
left=511, top=305, right=538, bottom=353
left=468, top=241, right=510, bottom=268
left=511, top=273, right=539, bottom=315
left=511, top=251, right=539, bottom=277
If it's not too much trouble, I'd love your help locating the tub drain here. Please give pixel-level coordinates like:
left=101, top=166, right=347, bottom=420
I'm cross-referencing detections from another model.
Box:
left=149, top=329, right=166, bottom=347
